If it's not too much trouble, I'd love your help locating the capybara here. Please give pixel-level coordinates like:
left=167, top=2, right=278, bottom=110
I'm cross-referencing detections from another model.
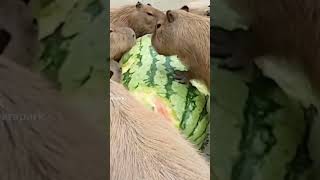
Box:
left=110, top=79, right=210, bottom=180
left=180, top=0, right=210, bottom=17
left=152, top=10, right=210, bottom=88
left=110, top=25, right=136, bottom=82
left=111, top=2, right=165, bottom=37
left=110, top=25, right=136, bottom=61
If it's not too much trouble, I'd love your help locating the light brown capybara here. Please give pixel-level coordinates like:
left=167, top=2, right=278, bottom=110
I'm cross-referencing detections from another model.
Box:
left=152, top=10, right=210, bottom=88
left=110, top=25, right=136, bottom=82
left=110, top=25, right=136, bottom=61
left=110, top=79, right=210, bottom=180
left=111, top=2, right=165, bottom=37
left=180, top=1, right=210, bottom=17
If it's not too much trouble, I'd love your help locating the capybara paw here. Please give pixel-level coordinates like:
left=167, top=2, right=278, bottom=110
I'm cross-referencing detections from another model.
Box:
left=173, top=70, right=191, bottom=85
left=110, top=60, right=122, bottom=82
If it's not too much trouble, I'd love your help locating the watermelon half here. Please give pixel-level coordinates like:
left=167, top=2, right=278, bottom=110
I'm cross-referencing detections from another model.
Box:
left=120, top=34, right=210, bottom=149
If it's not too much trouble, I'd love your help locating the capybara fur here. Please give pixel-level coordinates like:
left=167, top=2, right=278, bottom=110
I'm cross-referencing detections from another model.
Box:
left=0, top=56, right=106, bottom=180
left=180, top=1, right=210, bottom=17
left=152, top=10, right=210, bottom=88
left=223, top=0, right=320, bottom=92
left=110, top=25, right=136, bottom=82
left=110, top=25, right=136, bottom=61
left=111, top=2, right=165, bottom=37
left=110, top=79, right=210, bottom=180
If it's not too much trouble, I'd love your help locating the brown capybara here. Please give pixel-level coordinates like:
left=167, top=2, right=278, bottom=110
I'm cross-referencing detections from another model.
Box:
left=111, top=2, right=165, bottom=38
left=180, top=1, right=210, bottom=17
left=213, top=0, right=320, bottom=91
left=110, top=25, right=136, bottom=61
left=181, top=5, right=210, bottom=17
left=0, top=0, right=39, bottom=67
left=110, top=79, right=210, bottom=180
left=152, top=10, right=210, bottom=88
left=110, top=25, right=136, bottom=82
left=0, top=56, right=106, bottom=180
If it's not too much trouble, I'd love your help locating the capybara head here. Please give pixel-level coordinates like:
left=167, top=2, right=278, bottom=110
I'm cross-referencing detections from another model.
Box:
left=180, top=4, right=210, bottom=17
left=111, top=2, right=165, bottom=37
left=110, top=26, right=136, bottom=60
left=152, top=9, right=210, bottom=58
left=128, top=2, right=165, bottom=37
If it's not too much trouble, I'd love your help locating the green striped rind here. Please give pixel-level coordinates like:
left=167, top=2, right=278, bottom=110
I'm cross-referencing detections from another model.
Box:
left=120, top=35, right=209, bottom=148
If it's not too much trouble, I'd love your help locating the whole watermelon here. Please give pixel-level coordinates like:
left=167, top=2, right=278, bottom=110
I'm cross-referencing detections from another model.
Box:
left=120, top=34, right=210, bottom=149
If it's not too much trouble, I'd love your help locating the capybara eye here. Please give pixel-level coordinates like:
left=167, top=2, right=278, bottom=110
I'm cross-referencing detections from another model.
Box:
left=147, top=12, right=153, bottom=16
left=157, top=24, right=161, bottom=29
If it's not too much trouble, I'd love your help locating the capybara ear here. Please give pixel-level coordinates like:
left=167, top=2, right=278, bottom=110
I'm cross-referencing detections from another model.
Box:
left=166, top=10, right=175, bottom=23
left=147, top=3, right=152, bottom=6
left=0, top=29, right=11, bottom=54
left=136, top=1, right=143, bottom=8
left=181, top=5, right=189, bottom=12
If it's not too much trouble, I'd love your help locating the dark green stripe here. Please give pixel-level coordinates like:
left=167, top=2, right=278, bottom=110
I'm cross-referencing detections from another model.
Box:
left=164, top=56, right=175, bottom=99
left=143, top=46, right=158, bottom=87
left=195, top=124, right=209, bottom=147
left=136, top=39, right=144, bottom=67
left=122, top=70, right=134, bottom=88
left=179, top=86, right=198, bottom=134
left=188, top=95, right=209, bottom=138
left=193, top=119, right=210, bottom=143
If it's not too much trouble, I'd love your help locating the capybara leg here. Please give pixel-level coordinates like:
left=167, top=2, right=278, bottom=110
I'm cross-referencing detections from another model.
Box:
left=173, top=70, right=192, bottom=85
left=110, top=59, right=122, bottom=82
left=211, top=25, right=254, bottom=70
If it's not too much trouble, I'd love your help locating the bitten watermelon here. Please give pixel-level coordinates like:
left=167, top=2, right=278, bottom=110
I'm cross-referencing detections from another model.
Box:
left=120, top=34, right=210, bottom=149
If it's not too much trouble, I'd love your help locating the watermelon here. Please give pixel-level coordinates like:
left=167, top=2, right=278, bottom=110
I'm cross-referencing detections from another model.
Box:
left=119, top=34, right=210, bottom=149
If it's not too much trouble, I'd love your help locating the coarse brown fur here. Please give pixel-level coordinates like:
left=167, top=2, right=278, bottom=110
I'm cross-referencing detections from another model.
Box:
left=110, top=25, right=136, bottom=82
left=152, top=10, right=210, bottom=88
left=224, top=0, right=320, bottom=91
left=110, top=2, right=165, bottom=37
left=110, top=25, right=136, bottom=61
left=0, top=56, right=106, bottom=180
left=110, top=79, right=210, bottom=180
left=180, top=4, right=210, bottom=18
